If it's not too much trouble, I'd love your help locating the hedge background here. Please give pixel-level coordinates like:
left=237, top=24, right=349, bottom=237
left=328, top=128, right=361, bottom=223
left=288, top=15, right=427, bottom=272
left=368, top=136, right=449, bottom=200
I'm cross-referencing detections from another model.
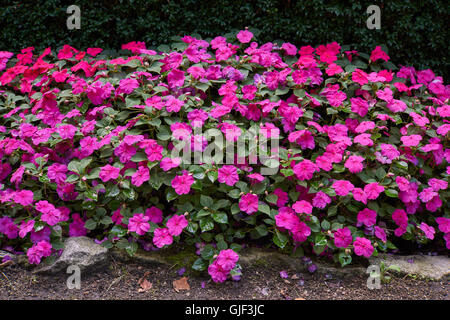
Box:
left=1, top=0, right=449, bottom=80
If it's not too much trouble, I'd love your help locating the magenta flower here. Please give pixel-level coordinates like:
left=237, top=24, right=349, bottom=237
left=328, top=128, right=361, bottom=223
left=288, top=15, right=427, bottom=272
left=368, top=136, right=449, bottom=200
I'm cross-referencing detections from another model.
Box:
left=334, top=228, right=353, bottom=248
left=364, top=182, right=384, bottom=200
left=218, top=165, right=239, bottom=186
left=236, top=29, right=253, bottom=43
left=160, top=157, right=181, bottom=171
left=131, top=166, right=150, bottom=187
left=153, top=228, right=173, bottom=248
left=128, top=213, right=150, bottom=236
left=208, top=262, right=228, bottom=283
left=357, top=208, right=377, bottom=227
left=332, top=180, right=354, bottom=196
left=167, top=214, right=188, bottom=236
left=167, top=69, right=185, bottom=88
left=293, top=160, right=319, bottom=181
left=239, top=193, right=258, bottom=215
left=353, top=237, right=374, bottom=258
left=99, top=164, right=121, bottom=182
left=69, top=214, right=87, bottom=237
left=344, top=155, right=364, bottom=173
left=401, top=135, right=422, bottom=147
left=418, top=223, right=435, bottom=240
left=292, top=200, right=313, bottom=214
left=171, top=172, right=195, bottom=195
left=145, top=206, right=163, bottom=224
left=216, top=249, right=239, bottom=271
left=13, top=190, right=34, bottom=206
left=312, top=191, right=331, bottom=209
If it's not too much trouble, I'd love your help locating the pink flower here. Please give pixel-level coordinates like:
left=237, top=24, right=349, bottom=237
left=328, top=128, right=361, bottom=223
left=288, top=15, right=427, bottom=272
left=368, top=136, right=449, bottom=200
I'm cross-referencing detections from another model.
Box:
left=239, top=193, right=258, bottom=214
left=401, top=135, right=422, bottom=147
left=353, top=237, right=374, bottom=258
left=27, top=240, right=52, bottom=265
left=344, top=155, right=364, bottom=173
left=160, top=157, right=181, bottom=171
left=13, top=190, right=34, bottom=206
left=370, top=46, right=390, bottom=62
left=208, top=262, right=228, bottom=283
left=128, top=213, right=150, bottom=235
left=131, top=166, right=150, bottom=187
left=216, top=249, right=239, bottom=271
left=99, top=165, right=121, bottom=182
left=218, top=165, right=239, bottom=186
left=292, top=221, right=311, bottom=242
left=19, top=220, right=35, bottom=238
left=357, top=208, right=377, bottom=227
left=354, top=133, right=373, bottom=146
left=153, top=228, right=173, bottom=248
left=353, top=188, right=368, bottom=204
left=167, top=69, right=185, bottom=87
left=57, top=124, right=77, bottom=140
left=117, top=78, right=139, bottom=95
left=171, top=172, right=195, bottom=195
left=274, top=188, right=289, bottom=207
left=293, top=160, right=319, bottom=181
left=288, top=130, right=315, bottom=150
left=292, top=200, right=313, bottom=214
left=435, top=217, right=450, bottom=233
left=364, top=183, right=384, bottom=200
left=374, top=226, right=387, bottom=242
left=350, top=97, right=369, bottom=117
left=312, top=191, right=331, bottom=209
left=69, top=214, right=87, bottom=237
left=392, top=209, right=408, bottom=228
left=334, top=228, right=353, bottom=248
left=41, top=208, right=62, bottom=226
left=332, top=180, right=354, bottom=196
left=275, top=207, right=298, bottom=230
left=236, top=29, right=253, bottom=43
left=47, top=163, right=67, bottom=184
left=167, top=214, right=188, bottom=236
left=145, top=207, right=163, bottom=224
left=418, top=223, right=435, bottom=240
left=380, top=144, right=400, bottom=160
left=114, top=142, right=137, bottom=163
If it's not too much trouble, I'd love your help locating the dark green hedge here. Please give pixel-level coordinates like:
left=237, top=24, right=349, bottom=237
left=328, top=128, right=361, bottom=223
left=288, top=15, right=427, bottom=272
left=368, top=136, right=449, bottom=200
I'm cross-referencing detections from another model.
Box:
left=1, top=0, right=448, bottom=79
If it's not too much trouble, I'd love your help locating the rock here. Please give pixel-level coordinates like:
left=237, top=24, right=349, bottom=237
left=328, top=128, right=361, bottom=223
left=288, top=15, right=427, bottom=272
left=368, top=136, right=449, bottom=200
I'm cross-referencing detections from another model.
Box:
left=369, top=254, right=450, bottom=281
left=33, top=236, right=108, bottom=274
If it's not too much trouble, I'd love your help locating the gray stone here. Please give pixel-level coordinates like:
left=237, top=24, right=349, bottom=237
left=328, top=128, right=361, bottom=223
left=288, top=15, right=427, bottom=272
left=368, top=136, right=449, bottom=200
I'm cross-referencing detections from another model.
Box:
left=33, top=236, right=108, bottom=274
left=369, top=254, right=450, bottom=281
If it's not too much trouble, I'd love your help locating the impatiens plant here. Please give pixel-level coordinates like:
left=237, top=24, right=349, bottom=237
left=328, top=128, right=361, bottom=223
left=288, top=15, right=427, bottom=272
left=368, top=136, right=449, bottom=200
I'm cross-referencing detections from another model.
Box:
left=0, top=30, right=449, bottom=283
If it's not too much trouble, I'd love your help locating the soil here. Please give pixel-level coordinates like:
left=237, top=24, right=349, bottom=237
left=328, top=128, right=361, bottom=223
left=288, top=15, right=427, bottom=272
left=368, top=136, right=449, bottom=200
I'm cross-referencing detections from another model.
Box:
left=0, top=256, right=448, bottom=300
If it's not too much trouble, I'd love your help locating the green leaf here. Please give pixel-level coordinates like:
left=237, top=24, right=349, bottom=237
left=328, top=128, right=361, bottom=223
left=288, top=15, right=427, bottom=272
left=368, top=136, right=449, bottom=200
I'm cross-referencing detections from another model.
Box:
left=199, top=218, right=215, bottom=232
left=385, top=189, right=398, bottom=198
left=200, top=195, right=214, bottom=208
left=212, top=212, right=228, bottom=224
left=273, top=230, right=288, bottom=249
left=192, top=258, right=207, bottom=271
left=84, top=219, right=97, bottom=230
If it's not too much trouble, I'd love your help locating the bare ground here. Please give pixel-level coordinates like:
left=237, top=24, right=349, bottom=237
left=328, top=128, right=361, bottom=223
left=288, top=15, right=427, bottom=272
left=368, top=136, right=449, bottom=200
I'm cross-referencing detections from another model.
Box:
left=0, top=256, right=448, bottom=300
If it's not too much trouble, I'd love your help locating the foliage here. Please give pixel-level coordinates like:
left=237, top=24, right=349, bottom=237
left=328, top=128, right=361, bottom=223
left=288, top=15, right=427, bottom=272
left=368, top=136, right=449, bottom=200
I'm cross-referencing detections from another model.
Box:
left=0, top=0, right=448, bottom=80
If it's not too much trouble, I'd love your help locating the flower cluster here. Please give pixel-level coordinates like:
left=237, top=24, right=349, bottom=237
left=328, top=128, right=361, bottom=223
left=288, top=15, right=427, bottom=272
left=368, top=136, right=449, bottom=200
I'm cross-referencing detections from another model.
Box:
left=0, top=30, right=448, bottom=281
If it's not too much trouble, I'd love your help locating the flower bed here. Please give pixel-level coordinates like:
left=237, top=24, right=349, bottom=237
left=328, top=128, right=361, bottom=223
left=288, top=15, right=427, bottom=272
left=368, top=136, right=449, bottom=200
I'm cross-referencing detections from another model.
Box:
left=0, top=30, right=449, bottom=283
